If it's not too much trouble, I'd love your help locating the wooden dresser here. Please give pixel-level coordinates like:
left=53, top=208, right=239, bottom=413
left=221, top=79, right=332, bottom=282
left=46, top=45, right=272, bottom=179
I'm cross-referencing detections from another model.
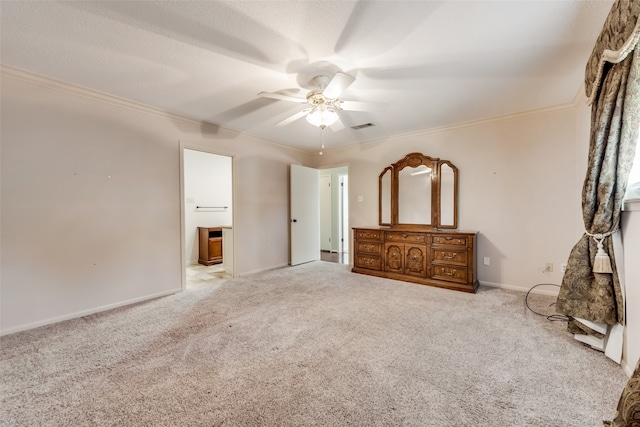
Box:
left=352, top=227, right=478, bottom=293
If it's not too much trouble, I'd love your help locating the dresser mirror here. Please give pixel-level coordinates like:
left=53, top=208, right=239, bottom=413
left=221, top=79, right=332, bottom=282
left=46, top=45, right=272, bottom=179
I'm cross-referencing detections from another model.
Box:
left=398, top=164, right=432, bottom=225
left=378, top=152, right=458, bottom=229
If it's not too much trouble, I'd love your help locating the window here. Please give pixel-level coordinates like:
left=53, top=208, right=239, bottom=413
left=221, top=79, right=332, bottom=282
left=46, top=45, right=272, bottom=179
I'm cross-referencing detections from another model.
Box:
left=626, top=134, right=640, bottom=200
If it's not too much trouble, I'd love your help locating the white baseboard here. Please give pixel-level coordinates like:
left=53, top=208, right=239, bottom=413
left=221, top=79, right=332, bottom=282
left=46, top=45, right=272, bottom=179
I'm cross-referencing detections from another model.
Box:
left=0, top=288, right=182, bottom=336
left=480, top=281, right=560, bottom=296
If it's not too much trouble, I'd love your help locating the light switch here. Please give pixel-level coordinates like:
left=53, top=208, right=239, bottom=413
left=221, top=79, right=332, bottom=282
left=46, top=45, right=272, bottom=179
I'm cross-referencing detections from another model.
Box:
left=483, top=257, right=490, bottom=266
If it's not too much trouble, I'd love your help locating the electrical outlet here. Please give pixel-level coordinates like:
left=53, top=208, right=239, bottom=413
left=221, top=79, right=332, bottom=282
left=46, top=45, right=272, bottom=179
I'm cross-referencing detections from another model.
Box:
left=483, top=256, right=490, bottom=266
left=561, top=263, right=567, bottom=272
left=544, top=263, right=553, bottom=273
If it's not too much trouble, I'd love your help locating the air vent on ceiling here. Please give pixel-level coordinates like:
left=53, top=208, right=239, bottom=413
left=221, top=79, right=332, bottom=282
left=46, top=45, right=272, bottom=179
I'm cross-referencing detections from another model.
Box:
left=350, top=122, right=375, bottom=130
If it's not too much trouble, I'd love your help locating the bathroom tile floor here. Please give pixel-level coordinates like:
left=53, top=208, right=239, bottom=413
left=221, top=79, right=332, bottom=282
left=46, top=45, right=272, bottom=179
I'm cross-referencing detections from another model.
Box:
left=186, top=263, right=231, bottom=291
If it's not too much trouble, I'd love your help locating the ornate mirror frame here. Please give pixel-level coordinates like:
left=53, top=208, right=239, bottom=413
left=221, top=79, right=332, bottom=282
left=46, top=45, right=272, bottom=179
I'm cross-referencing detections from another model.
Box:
left=378, top=166, right=393, bottom=226
left=437, top=160, right=458, bottom=229
left=378, top=152, right=458, bottom=229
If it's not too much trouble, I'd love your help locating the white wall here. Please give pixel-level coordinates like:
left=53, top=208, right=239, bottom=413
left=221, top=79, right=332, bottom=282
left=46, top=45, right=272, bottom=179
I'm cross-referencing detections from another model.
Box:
left=183, top=150, right=232, bottom=265
left=316, top=107, right=582, bottom=291
left=0, top=68, right=313, bottom=334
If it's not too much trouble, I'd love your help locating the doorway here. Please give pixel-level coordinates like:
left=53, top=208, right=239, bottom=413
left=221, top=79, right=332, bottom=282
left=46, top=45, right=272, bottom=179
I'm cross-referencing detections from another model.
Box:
left=319, top=166, right=349, bottom=265
left=181, top=148, right=234, bottom=290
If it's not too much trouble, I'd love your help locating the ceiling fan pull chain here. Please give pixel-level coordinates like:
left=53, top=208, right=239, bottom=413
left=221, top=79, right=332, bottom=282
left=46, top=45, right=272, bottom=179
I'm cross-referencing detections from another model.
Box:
left=319, top=127, right=325, bottom=156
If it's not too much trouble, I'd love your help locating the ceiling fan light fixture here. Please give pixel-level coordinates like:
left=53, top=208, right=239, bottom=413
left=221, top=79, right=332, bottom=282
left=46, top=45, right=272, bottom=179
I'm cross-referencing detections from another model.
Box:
left=306, top=107, right=338, bottom=129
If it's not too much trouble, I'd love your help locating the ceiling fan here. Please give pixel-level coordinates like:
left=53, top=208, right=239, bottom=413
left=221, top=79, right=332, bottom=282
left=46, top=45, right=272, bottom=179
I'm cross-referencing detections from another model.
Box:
left=258, top=72, right=375, bottom=130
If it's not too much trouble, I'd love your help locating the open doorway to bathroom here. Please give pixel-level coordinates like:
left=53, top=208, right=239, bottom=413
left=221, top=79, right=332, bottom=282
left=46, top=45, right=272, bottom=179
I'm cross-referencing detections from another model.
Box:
left=182, top=148, right=234, bottom=291
left=319, top=166, right=349, bottom=265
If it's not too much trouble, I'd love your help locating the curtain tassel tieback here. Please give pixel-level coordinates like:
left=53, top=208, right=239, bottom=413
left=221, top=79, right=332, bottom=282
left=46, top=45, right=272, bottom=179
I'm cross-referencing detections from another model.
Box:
left=586, top=232, right=615, bottom=274
left=593, top=237, right=613, bottom=274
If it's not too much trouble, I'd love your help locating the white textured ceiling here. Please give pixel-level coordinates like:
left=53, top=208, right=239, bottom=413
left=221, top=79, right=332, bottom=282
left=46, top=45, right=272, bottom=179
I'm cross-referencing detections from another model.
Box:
left=0, top=1, right=613, bottom=152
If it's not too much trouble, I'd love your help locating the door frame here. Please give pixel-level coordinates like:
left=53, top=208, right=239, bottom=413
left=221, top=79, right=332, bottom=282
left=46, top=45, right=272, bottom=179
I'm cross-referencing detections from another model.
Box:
left=319, top=174, right=332, bottom=252
left=338, top=173, right=349, bottom=254
left=318, top=163, right=350, bottom=259
left=179, top=142, right=236, bottom=291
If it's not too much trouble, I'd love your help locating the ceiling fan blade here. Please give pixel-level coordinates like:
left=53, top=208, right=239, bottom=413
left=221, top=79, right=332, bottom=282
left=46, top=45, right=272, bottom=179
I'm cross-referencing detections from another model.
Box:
left=258, top=91, right=307, bottom=103
left=329, top=118, right=345, bottom=132
left=322, top=72, right=355, bottom=99
left=335, top=2, right=440, bottom=60
left=275, top=109, right=310, bottom=127
left=339, top=100, right=385, bottom=112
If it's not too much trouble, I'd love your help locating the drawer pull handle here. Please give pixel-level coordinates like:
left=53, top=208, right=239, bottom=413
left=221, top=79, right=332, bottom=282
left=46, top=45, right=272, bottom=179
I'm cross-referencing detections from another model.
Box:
left=445, top=236, right=453, bottom=240
left=441, top=252, right=457, bottom=260
left=441, top=268, right=457, bottom=276
left=402, top=234, right=408, bottom=238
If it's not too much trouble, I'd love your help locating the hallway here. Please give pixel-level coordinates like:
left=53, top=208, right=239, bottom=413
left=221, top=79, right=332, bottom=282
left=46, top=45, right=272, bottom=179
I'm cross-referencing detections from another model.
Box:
left=320, top=251, right=348, bottom=264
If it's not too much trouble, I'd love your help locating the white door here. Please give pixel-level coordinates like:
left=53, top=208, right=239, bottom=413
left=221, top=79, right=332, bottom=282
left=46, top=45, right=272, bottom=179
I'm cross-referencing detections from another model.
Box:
left=290, top=164, right=320, bottom=266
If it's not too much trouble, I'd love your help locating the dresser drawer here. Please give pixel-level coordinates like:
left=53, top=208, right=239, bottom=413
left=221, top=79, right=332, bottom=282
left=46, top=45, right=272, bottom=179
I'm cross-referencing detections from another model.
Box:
left=432, top=265, right=468, bottom=283
left=355, top=229, right=383, bottom=242
left=356, top=241, right=382, bottom=255
left=432, top=235, right=468, bottom=246
left=432, top=249, right=468, bottom=265
left=355, top=255, right=382, bottom=271
left=386, top=232, right=426, bottom=244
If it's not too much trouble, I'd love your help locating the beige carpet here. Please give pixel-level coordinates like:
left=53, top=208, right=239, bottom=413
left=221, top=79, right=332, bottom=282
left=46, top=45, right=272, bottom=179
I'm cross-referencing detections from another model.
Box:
left=0, top=261, right=628, bottom=426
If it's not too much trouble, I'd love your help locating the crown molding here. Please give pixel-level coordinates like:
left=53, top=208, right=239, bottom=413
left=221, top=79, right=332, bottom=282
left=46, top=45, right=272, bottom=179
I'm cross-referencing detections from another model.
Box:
left=322, top=97, right=583, bottom=156
left=2, top=64, right=585, bottom=157
left=0, top=64, right=313, bottom=155
left=1, top=64, right=225, bottom=134
left=571, top=83, right=588, bottom=106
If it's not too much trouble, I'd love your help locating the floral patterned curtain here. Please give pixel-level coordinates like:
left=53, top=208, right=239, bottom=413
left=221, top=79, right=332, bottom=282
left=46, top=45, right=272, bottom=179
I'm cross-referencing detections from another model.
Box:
left=556, top=0, right=640, bottom=334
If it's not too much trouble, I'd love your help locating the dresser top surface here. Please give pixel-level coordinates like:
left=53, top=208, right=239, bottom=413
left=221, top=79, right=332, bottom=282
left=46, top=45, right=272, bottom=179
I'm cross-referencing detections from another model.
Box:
left=353, top=226, right=478, bottom=236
